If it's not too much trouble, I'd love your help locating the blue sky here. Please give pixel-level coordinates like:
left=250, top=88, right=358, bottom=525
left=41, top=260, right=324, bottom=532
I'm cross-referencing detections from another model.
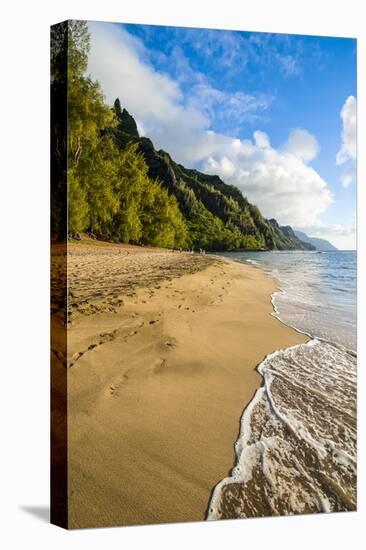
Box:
left=88, top=22, right=357, bottom=248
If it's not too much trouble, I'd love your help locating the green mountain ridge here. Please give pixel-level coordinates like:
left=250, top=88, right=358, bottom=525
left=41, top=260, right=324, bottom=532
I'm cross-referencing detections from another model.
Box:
left=294, top=230, right=337, bottom=251
left=112, top=100, right=315, bottom=252
left=51, top=20, right=315, bottom=252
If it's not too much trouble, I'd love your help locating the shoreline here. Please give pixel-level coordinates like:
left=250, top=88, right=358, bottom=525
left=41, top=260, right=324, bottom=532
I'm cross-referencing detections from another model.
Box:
left=206, top=256, right=356, bottom=519
left=65, top=242, right=308, bottom=528
left=213, top=252, right=316, bottom=334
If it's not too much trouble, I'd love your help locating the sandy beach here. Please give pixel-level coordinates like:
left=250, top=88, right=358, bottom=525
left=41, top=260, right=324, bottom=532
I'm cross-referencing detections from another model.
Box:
left=61, top=241, right=308, bottom=528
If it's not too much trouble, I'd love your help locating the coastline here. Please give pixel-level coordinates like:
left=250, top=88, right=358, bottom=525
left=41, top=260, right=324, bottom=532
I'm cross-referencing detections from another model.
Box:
left=65, top=242, right=308, bottom=528
left=207, top=254, right=357, bottom=519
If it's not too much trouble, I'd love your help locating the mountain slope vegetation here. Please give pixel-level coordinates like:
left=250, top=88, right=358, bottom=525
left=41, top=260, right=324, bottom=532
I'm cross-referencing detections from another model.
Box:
left=110, top=100, right=314, bottom=251
left=51, top=21, right=314, bottom=252
left=294, top=230, right=337, bottom=251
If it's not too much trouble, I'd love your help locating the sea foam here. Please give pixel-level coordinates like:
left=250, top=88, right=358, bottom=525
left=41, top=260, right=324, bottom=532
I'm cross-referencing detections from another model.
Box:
left=207, top=339, right=356, bottom=519
left=207, top=251, right=357, bottom=519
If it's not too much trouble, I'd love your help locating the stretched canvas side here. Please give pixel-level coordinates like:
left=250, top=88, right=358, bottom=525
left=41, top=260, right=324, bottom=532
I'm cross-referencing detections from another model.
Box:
left=50, top=20, right=68, bottom=530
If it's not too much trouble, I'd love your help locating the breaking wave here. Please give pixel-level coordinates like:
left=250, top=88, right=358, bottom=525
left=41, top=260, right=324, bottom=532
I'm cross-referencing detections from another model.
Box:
left=207, top=251, right=357, bottom=519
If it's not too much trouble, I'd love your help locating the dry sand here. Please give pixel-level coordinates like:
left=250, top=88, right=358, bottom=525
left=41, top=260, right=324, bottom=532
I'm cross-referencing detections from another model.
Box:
left=59, top=242, right=308, bottom=528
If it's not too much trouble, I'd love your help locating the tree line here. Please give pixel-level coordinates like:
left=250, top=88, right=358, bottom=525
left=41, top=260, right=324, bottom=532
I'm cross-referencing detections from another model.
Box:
left=52, top=21, right=188, bottom=248
left=51, top=21, right=311, bottom=252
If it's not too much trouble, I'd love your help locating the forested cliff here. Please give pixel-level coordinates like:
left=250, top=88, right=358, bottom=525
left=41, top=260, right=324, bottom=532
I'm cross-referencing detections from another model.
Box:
left=51, top=21, right=314, bottom=252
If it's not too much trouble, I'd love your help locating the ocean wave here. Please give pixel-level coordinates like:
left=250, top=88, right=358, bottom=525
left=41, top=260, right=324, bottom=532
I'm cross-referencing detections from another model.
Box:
left=207, top=252, right=357, bottom=520
left=207, top=253, right=357, bottom=520
left=207, top=339, right=357, bottom=519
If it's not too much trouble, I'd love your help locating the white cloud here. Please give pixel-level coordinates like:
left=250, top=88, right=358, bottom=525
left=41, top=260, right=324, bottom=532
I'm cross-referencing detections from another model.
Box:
left=341, top=165, right=356, bottom=189
left=304, top=223, right=356, bottom=250
left=202, top=134, right=332, bottom=227
left=205, top=156, right=236, bottom=179
left=336, top=96, right=356, bottom=188
left=254, top=130, right=271, bottom=149
left=135, top=120, right=146, bottom=137
left=88, top=22, right=208, bottom=150
left=311, top=223, right=355, bottom=238
left=175, top=28, right=307, bottom=79
left=336, top=96, right=357, bottom=165
left=188, top=83, right=273, bottom=129
left=277, top=54, right=300, bottom=76
left=284, top=128, right=319, bottom=162
left=88, top=22, right=333, bottom=229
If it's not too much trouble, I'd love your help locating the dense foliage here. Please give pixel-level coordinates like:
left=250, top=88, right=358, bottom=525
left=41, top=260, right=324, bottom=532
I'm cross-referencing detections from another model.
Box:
left=51, top=21, right=314, bottom=251
left=51, top=21, right=189, bottom=249
left=131, top=133, right=313, bottom=251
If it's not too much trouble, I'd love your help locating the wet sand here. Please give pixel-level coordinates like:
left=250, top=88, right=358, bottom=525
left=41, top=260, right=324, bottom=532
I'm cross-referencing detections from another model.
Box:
left=59, top=241, right=307, bottom=528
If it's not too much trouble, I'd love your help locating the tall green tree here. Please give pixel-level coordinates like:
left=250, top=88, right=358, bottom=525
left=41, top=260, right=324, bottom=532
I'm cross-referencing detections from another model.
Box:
left=66, top=21, right=117, bottom=234
left=62, top=21, right=288, bottom=251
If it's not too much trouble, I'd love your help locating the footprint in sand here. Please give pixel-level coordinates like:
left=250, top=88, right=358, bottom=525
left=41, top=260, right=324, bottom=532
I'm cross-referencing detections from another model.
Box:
left=153, top=358, right=167, bottom=374
left=164, top=337, right=178, bottom=348
left=108, top=373, right=129, bottom=396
